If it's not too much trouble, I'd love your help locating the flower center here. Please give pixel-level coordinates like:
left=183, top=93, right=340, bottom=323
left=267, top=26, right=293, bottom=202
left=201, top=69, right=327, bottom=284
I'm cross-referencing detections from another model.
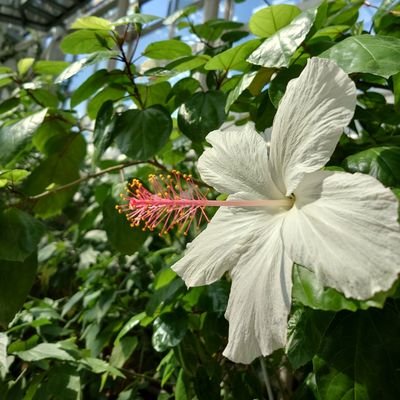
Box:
left=116, top=171, right=293, bottom=235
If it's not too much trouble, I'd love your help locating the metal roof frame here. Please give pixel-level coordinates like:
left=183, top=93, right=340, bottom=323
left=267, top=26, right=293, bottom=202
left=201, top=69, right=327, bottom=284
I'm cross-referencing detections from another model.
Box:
left=0, top=0, right=91, bottom=31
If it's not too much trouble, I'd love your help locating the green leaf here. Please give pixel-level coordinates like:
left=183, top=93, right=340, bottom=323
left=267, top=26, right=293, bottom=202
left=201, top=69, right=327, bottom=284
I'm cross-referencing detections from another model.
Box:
left=0, top=209, right=44, bottom=262
left=0, top=97, right=20, bottom=114
left=268, top=64, right=303, bottom=107
left=17, top=58, right=35, bottom=76
left=320, top=35, right=400, bottom=78
left=0, top=169, right=29, bottom=187
left=394, top=71, right=400, bottom=113
left=136, top=81, right=171, bottom=108
left=60, top=30, right=114, bottom=55
left=0, top=109, right=47, bottom=166
left=35, top=365, right=81, bottom=400
left=163, top=5, right=198, bottom=25
left=0, top=252, right=38, bottom=327
left=113, top=13, right=160, bottom=26
left=81, top=357, right=125, bottom=378
left=204, top=39, right=261, bottom=71
left=32, top=118, right=70, bottom=153
left=152, top=309, right=188, bottom=352
left=249, top=4, right=301, bottom=37
left=33, top=60, right=70, bottom=75
left=71, top=16, right=112, bottom=30
left=14, top=342, right=75, bottom=362
left=248, top=8, right=317, bottom=68
left=109, top=336, right=138, bottom=368
left=102, top=196, right=148, bottom=255
left=70, top=69, right=108, bottom=108
left=178, top=91, right=226, bottom=142
left=87, top=85, right=125, bottom=120
left=225, top=71, right=257, bottom=112
left=23, top=133, right=86, bottom=218
left=114, top=106, right=172, bottom=159
left=194, top=20, right=243, bottom=42
left=292, top=265, right=391, bottom=312
left=55, top=51, right=117, bottom=83
left=27, top=89, right=59, bottom=108
left=313, top=300, right=400, bottom=400
left=115, top=312, right=146, bottom=344
left=165, top=55, right=210, bottom=72
left=175, top=369, right=191, bottom=400
left=93, top=100, right=115, bottom=163
left=343, top=147, right=400, bottom=187
left=326, top=0, right=362, bottom=26
left=286, top=307, right=335, bottom=369
left=143, top=40, right=192, bottom=60
left=166, top=77, right=201, bottom=112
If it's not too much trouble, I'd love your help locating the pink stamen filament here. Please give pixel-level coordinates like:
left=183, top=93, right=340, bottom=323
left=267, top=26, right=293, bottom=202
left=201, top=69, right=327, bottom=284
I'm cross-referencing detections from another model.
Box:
left=116, top=171, right=293, bottom=236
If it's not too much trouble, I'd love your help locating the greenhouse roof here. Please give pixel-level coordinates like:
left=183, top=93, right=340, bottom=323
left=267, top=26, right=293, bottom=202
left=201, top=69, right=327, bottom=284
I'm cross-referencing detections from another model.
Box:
left=0, top=0, right=91, bottom=30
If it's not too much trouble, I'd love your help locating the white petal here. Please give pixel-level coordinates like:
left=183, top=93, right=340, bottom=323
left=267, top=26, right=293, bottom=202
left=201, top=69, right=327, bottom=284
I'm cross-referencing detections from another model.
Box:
left=223, top=215, right=293, bottom=364
left=172, top=202, right=274, bottom=287
left=283, top=170, right=400, bottom=300
left=198, top=122, right=282, bottom=198
left=269, top=58, right=356, bottom=196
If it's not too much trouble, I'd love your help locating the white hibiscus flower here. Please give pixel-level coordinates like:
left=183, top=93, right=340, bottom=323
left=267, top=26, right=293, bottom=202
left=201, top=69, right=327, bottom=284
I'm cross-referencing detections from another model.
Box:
left=171, top=58, right=400, bottom=364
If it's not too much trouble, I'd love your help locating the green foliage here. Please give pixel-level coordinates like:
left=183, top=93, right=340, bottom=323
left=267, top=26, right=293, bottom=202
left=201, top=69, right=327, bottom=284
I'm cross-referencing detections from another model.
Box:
left=248, top=7, right=317, bottom=68
left=178, top=91, right=226, bottom=142
left=114, top=106, right=172, bottom=159
left=320, top=34, right=400, bottom=78
left=249, top=4, right=301, bottom=37
left=0, top=2, right=400, bottom=399
left=143, top=40, right=192, bottom=60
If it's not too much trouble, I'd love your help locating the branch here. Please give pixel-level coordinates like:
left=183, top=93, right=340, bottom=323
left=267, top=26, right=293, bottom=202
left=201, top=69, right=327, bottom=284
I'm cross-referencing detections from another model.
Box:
left=27, top=160, right=148, bottom=202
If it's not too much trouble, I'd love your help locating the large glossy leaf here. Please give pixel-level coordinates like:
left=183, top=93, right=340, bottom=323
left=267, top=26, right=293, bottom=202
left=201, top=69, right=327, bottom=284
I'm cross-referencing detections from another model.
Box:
left=178, top=91, right=226, bottom=142
left=152, top=309, right=188, bottom=352
left=0, top=252, right=38, bottom=327
left=249, top=5, right=301, bottom=37
left=314, top=301, right=400, bottom=400
left=143, top=40, right=192, bottom=60
left=292, top=264, right=391, bottom=312
left=0, top=109, right=47, bottom=166
left=102, top=196, right=148, bottom=255
left=204, top=39, right=262, bottom=71
left=114, top=106, right=172, bottom=159
left=248, top=8, right=317, bottom=68
left=60, top=30, right=114, bottom=54
left=0, top=208, right=44, bottom=262
left=320, top=35, right=400, bottom=78
left=343, top=146, right=400, bottom=187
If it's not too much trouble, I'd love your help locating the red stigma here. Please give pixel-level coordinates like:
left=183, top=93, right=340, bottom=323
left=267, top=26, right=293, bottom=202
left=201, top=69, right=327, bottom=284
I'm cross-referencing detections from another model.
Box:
left=116, top=171, right=209, bottom=236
